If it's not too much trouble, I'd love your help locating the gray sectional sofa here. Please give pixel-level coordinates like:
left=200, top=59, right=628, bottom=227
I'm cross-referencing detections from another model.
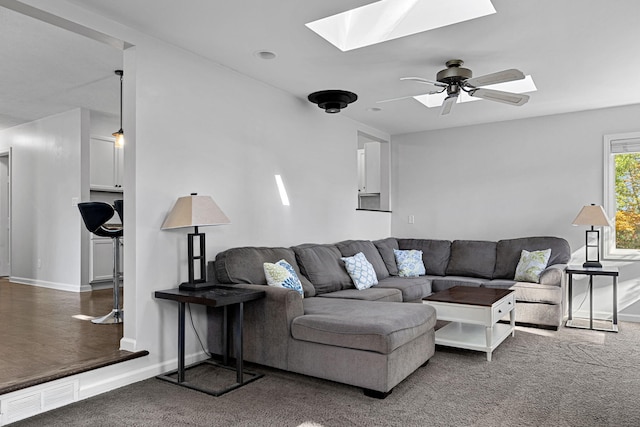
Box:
left=206, top=236, right=570, bottom=397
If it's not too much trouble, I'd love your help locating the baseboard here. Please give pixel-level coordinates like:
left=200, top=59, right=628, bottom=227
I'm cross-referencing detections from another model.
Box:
left=572, top=309, right=640, bottom=323
left=0, top=350, right=209, bottom=426
left=78, top=351, right=209, bottom=399
left=119, top=337, right=137, bottom=352
left=8, top=277, right=88, bottom=292
left=619, top=313, right=640, bottom=323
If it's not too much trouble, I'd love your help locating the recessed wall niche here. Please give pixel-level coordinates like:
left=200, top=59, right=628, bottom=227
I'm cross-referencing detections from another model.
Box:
left=357, top=131, right=390, bottom=212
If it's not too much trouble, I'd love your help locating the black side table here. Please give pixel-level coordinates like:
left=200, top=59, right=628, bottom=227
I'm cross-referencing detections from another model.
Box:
left=154, top=285, right=265, bottom=396
left=565, top=266, right=619, bottom=332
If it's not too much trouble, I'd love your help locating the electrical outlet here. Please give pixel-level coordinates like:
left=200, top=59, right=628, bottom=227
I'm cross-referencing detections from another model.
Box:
left=37, top=258, right=42, bottom=269
left=408, top=215, right=415, bottom=224
left=71, top=197, right=79, bottom=207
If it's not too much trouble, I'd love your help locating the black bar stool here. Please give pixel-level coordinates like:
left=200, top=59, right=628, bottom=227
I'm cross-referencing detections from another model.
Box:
left=78, top=201, right=124, bottom=324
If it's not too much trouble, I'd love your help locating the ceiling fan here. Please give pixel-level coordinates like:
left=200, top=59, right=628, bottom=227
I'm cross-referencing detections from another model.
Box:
left=380, top=59, right=530, bottom=116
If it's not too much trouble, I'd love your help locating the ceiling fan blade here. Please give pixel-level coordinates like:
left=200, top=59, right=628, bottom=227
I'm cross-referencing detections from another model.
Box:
left=400, top=76, right=448, bottom=88
left=440, top=95, right=457, bottom=116
left=465, top=69, right=525, bottom=88
left=468, top=88, right=529, bottom=106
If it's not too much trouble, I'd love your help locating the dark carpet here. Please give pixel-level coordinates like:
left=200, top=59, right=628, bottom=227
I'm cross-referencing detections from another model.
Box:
left=12, top=322, right=640, bottom=426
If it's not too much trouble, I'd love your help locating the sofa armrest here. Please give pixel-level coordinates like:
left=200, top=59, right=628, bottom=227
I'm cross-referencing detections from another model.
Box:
left=207, top=284, right=304, bottom=370
left=539, top=264, right=567, bottom=287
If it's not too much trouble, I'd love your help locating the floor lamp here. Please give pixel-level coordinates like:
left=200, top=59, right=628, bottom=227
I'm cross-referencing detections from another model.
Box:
left=162, top=193, right=230, bottom=290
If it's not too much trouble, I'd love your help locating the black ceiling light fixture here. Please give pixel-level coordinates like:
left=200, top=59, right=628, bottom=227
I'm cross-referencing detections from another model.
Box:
left=112, top=69, right=124, bottom=148
left=308, top=90, right=357, bottom=113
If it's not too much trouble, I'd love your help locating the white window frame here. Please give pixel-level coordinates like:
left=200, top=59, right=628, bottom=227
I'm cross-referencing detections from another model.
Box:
left=603, top=131, right=640, bottom=260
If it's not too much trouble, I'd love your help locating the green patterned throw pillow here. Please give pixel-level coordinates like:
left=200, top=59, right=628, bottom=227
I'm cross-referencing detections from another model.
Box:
left=263, top=260, right=304, bottom=297
left=514, top=249, right=551, bottom=283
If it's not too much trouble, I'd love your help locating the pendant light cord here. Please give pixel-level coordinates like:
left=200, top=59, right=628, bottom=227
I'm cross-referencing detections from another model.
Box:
left=117, top=70, right=123, bottom=131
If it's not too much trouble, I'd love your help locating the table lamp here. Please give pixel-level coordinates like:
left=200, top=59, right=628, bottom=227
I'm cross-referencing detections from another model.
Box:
left=162, top=193, right=230, bottom=290
left=572, top=204, right=612, bottom=268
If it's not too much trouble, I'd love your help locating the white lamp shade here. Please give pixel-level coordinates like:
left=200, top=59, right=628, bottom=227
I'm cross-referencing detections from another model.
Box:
left=572, top=204, right=612, bottom=227
left=161, top=194, right=230, bottom=229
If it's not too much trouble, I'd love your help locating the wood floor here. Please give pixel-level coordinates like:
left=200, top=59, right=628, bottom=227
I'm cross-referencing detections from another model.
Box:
left=0, top=278, right=147, bottom=395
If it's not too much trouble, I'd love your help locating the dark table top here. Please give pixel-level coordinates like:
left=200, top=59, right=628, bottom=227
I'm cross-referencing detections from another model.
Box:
left=423, top=286, right=513, bottom=307
left=566, top=265, right=619, bottom=276
left=154, top=285, right=265, bottom=308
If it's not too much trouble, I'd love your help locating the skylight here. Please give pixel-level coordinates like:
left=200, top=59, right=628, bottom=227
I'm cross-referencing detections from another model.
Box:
left=414, top=75, right=538, bottom=108
left=306, top=0, right=496, bottom=51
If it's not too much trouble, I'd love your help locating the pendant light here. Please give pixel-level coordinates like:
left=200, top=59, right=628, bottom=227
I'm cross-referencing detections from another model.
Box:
left=112, top=69, right=124, bottom=148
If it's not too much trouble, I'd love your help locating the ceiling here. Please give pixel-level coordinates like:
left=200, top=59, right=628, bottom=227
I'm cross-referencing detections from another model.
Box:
left=3, top=0, right=640, bottom=135
left=0, top=6, right=122, bottom=131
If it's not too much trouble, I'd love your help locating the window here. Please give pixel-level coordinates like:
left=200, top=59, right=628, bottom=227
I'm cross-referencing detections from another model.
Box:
left=603, top=132, right=640, bottom=259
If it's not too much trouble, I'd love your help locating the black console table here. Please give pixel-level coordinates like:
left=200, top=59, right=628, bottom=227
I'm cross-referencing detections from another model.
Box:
left=565, top=266, right=619, bottom=332
left=154, top=286, right=265, bottom=396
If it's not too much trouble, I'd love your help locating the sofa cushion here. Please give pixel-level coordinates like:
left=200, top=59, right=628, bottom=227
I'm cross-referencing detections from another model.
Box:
left=373, top=238, right=399, bottom=276
left=293, top=244, right=352, bottom=294
left=484, top=280, right=562, bottom=305
left=263, top=260, right=305, bottom=297
left=215, top=246, right=315, bottom=297
left=514, top=249, right=551, bottom=283
left=376, top=276, right=432, bottom=302
left=446, top=240, right=497, bottom=279
left=336, top=240, right=390, bottom=280
left=341, top=252, right=378, bottom=290
left=294, top=298, right=436, bottom=354
left=397, top=239, right=451, bottom=276
left=493, top=236, right=571, bottom=279
left=430, top=276, right=486, bottom=292
left=316, top=288, right=402, bottom=302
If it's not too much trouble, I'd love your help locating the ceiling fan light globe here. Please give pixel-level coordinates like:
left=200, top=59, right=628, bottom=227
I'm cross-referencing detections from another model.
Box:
left=324, top=105, right=342, bottom=113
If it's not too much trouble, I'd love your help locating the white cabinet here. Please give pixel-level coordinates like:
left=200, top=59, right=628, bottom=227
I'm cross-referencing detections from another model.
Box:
left=90, top=136, right=123, bottom=192
left=90, top=237, right=123, bottom=283
left=358, top=142, right=381, bottom=194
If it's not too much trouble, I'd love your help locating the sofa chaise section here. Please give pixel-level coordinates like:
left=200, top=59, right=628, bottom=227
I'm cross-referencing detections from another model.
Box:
left=289, top=297, right=435, bottom=395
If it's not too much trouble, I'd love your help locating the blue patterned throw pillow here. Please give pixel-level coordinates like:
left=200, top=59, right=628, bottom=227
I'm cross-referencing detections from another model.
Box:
left=341, top=252, right=378, bottom=290
left=393, top=249, right=426, bottom=277
left=514, top=249, right=551, bottom=283
left=263, top=259, right=304, bottom=297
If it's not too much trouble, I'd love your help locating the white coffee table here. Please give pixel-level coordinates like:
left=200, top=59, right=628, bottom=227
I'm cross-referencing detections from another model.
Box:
left=423, top=286, right=515, bottom=361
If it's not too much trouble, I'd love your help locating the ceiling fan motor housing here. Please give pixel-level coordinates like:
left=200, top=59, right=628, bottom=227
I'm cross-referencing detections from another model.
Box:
left=436, top=59, right=473, bottom=85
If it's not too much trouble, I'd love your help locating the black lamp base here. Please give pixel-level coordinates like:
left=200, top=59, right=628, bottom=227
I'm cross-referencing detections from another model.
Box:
left=582, top=261, right=603, bottom=269
left=179, top=281, right=217, bottom=291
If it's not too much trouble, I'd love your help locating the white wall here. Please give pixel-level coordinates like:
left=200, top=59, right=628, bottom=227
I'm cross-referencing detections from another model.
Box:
left=0, top=108, right=89, bottom=291
left=392, top=104, right=640, bottom=321
left=90, top=110, right=118, bottom=137
left=126, top=37, right=391, bottom=361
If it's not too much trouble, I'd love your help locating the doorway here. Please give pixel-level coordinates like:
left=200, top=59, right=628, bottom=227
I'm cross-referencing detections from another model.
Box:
left=0, top=152, right=9, bottom=277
